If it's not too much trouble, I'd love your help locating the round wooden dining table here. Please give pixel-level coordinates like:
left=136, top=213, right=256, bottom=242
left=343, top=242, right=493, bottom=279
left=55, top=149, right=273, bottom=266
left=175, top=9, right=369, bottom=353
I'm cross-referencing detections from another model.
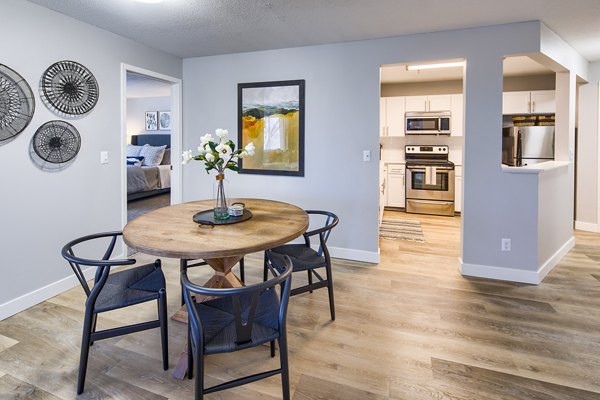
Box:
left=124, top=198, right=308, bottom=379
left=123, top=198, right=308, bottom=289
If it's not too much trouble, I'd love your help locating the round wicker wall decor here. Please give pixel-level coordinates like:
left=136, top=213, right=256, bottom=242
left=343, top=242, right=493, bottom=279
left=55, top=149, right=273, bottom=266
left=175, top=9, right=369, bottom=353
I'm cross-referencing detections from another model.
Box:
left=33, top=120, right=81, bottom=164
left=0, top=64, right=35, bottom=143
left=40, top=60, right=99, bottom=118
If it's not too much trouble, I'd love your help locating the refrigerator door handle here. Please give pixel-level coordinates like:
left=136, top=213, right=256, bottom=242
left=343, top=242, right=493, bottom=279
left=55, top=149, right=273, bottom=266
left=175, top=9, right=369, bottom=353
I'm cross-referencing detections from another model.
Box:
left=516, top=130, right=523, bottom=167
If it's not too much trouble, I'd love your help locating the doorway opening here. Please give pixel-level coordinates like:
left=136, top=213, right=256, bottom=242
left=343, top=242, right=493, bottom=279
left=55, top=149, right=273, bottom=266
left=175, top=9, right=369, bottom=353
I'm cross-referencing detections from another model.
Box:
left=121, top=65, right=182, bottom=229
left=378, top=58, right=464, bottom=261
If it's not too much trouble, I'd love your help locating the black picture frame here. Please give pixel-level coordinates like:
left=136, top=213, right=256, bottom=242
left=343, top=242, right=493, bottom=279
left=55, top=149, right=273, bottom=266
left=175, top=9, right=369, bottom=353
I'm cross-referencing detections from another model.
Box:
left=238, top=79, right=305, bottom=177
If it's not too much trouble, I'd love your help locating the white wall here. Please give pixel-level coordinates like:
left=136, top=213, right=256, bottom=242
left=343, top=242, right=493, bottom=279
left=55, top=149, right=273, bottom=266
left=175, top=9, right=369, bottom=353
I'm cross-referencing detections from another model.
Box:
left=182, top=21, right=584, bottom=278
left=0, top=0, right=182, bottom=319
left=576, top=62, right=600, bottom=231
left=127, top=96, right=171, bottom=140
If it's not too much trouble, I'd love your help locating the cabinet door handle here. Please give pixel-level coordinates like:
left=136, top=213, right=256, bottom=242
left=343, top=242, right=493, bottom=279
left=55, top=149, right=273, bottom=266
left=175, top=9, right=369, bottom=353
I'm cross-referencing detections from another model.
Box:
left=531, top=100, right=535, bottom=113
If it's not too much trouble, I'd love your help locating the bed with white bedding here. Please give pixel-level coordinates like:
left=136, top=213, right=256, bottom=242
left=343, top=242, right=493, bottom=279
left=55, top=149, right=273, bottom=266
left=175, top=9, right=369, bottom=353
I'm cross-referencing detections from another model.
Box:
left=127, top=134, right=171, bottom=201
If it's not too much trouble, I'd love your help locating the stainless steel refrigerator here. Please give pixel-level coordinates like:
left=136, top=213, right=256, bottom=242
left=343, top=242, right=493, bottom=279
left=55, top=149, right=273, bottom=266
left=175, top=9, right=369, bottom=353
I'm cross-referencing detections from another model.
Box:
left=502, top=126, right=554, bottom=166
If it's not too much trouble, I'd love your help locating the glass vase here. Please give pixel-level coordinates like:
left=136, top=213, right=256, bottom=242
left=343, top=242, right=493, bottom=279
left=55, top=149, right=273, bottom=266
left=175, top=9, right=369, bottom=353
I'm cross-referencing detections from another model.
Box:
left=213, top=173, right=229, bottom=220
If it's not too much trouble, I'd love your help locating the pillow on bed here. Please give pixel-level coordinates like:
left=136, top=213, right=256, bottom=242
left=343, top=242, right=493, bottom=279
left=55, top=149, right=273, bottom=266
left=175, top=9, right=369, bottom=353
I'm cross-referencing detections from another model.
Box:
left=160, top=148, right=171, bottom=165
left=140, top=145, right=167, bottom=166
left=127, top=144, right=147, bottom=157
left=127, top=156, right=144, bottom=166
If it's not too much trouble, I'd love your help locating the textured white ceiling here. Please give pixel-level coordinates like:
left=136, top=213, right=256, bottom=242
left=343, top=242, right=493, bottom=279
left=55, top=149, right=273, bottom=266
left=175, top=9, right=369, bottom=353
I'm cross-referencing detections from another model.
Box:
left=25, top=0, right=600, bottom=62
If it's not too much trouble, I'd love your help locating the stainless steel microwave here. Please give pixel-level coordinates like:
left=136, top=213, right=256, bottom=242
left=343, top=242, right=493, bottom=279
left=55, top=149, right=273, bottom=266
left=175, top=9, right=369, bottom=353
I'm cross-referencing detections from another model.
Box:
left=405, top=111, right=451, bottom=135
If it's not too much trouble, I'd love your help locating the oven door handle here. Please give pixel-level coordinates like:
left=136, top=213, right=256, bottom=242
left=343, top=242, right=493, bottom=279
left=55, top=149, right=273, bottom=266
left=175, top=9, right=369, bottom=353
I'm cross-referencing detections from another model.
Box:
left=407, top=166, right=454, bottom=171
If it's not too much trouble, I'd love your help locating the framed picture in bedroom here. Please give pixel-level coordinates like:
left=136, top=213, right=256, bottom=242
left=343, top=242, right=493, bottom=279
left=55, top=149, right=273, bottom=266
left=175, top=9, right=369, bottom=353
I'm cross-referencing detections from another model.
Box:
left=237, top=79, right=305, bottom=177
left=158, top=111, right=171, bottom=130
left=145, top=111, right=158, bottom=131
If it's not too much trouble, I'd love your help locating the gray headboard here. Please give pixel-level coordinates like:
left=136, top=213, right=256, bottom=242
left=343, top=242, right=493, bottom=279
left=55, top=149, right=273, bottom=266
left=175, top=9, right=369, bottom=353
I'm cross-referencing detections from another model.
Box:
left=131, top=134, right=171, bottom=148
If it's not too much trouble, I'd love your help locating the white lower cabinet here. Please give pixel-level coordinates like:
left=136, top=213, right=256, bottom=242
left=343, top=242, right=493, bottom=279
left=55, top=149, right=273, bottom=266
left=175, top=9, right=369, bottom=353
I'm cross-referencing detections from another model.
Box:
left=387, top=164, right=405, bottom=208
left=454, top=165, right=462, bottom=213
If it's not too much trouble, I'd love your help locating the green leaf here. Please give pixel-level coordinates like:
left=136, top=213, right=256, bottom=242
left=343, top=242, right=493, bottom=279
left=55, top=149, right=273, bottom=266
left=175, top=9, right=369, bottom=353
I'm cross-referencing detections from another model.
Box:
left=228, top=165, right=240, bottom=172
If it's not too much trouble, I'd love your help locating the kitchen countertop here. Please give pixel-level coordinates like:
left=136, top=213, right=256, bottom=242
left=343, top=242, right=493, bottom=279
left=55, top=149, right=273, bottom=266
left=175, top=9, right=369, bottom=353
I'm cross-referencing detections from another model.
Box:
left=502, top=161, right=571, bottom=174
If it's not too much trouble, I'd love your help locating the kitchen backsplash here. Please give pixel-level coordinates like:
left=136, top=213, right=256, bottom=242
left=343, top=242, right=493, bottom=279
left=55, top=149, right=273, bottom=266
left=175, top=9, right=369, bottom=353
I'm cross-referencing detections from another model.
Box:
left=380, top=136, right=463, bottom=165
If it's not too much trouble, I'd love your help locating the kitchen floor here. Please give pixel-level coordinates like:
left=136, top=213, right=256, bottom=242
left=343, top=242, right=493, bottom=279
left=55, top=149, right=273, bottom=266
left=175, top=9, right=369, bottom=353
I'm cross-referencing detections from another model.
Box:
left=380, top=209, right=461, bottom=258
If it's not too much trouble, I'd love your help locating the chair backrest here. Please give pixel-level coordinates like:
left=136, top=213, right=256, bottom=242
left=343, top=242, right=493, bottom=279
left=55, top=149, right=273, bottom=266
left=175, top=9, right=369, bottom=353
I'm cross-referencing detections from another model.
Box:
left=61, top=231, right=136, bottom=299
left=181, top=256, right=293, bottom=345
left=304, top=210, right=339, bottom=257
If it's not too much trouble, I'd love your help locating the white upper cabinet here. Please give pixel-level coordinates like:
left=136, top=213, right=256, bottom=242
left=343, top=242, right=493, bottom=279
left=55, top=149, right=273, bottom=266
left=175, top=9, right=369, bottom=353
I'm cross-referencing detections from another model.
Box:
left=428, top=95, right=452, bottom=111
left=405, top=95, right=452, bottom=112
left=380, top=96, right=405, bottom=136
left=450, top=94, right=463, bottom=137
left=530, top=90, right=556, bottom=114
left=503, top=90, right=555, bottom=114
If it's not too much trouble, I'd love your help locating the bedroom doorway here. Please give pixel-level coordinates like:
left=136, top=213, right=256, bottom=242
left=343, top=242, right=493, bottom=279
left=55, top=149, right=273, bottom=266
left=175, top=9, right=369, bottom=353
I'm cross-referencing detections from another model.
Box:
left=121, top=64, right=182, bottom=229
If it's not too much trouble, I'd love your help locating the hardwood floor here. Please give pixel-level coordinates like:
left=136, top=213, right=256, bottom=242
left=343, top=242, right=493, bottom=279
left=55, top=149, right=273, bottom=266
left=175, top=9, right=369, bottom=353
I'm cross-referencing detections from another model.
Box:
left=2, top=210, right=600, bottom=399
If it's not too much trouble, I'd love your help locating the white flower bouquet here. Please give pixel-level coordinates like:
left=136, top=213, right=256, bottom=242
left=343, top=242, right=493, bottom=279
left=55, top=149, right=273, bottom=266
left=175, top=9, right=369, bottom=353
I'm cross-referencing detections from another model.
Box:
left=182, top=128, right=254, bottom=174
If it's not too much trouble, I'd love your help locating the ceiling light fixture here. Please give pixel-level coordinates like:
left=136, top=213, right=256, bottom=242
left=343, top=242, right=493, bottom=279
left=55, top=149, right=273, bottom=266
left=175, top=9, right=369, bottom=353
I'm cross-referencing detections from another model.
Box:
left=134, top=0, right=164, bottom=3
left=407, top=61, right=465, bottom=71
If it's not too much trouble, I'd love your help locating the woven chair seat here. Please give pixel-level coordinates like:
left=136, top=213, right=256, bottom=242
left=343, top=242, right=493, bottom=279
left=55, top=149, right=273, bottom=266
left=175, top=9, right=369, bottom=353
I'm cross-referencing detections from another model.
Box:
left=269, top=244, right=325, bottom=272
left=191, top=288, right=280, bottom=355
left=94, top=263, right=166, bottom=313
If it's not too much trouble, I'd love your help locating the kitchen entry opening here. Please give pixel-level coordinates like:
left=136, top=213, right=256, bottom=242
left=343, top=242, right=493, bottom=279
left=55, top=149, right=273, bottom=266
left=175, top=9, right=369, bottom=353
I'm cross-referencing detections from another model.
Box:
left=378, top=58, right=464, bottom=261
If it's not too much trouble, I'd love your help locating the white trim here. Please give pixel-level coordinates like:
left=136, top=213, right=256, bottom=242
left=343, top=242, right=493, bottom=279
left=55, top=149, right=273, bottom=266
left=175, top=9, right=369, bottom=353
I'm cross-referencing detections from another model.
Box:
left=120, top=64, right=183, bottom=230
left=328, top=245, right=379, bottom=264
left=575, top=221, right=599, bottom=232
left=459, top=236, right=575, bottom=284
left=0, top=267, right=95, bottom=321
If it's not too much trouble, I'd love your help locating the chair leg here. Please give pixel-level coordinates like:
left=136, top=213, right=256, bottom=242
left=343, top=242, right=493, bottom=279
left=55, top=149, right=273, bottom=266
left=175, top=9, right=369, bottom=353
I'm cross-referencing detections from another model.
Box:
left=270, top=340, right=276, bottom=358
left=89, top=314, right=98, bottom=346
left=158, top=290, right=169, bottom=370
left=239, top=257, right=245, bottom=284
left=194, top=346, right=204, bottom=400
left=325, top=264, right=335, bottom=321
left=187, top=326, right=193, bottom=379
left=308, top=270, right=313, bottom=293
left=77, top=309, right=94, bottom=394
left=278, top=336, right=291, bottom=400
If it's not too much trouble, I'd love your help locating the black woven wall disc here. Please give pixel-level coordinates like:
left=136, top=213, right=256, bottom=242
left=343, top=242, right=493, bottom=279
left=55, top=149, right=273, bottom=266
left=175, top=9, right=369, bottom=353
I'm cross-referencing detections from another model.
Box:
left=33, top=120, right=81, bottom=163
left=40, top=60, right=99, bottom=117
left=0, top=64, right=35, bottom=142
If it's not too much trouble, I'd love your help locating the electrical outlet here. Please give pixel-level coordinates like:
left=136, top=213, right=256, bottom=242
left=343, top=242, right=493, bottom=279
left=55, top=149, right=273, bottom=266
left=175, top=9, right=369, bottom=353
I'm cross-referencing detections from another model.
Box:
left=501, top=238, right=511, bottom=252
left=363, top=150, right=371, bottom=162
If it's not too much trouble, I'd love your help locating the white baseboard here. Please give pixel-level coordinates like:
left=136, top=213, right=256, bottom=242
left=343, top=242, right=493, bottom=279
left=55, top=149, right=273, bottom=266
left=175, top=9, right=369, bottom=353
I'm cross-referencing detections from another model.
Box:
left=575, top=221, right=599, bottom=232
left=328, top=245, right=379, bottom=264
left=0, top=267, right=96, bottom=321
left=460, top=236, right=575, bottom=284
left=0, top=250, right=126, bottom=321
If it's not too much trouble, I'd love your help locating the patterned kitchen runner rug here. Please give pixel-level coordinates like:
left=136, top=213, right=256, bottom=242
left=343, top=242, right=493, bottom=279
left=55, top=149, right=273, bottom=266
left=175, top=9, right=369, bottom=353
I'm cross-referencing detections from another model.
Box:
left=379, top=219, right=425, bottom=242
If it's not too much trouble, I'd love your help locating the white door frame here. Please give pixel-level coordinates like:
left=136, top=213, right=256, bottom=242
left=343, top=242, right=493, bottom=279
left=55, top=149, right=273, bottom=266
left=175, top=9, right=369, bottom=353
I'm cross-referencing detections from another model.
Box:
left=120, top=63, right=183, bottom=229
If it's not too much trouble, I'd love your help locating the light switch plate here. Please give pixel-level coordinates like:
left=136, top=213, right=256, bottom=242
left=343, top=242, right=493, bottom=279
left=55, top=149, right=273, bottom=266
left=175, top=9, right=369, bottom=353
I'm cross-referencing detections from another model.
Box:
left=100, top=151, right=109, bottom=164
left=363, top=150, right=371, bottom=162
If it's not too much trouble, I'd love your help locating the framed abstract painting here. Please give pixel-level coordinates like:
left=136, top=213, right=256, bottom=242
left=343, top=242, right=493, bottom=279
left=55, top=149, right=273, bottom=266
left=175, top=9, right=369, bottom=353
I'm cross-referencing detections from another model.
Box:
left=238, top=79, right=305, bottom=176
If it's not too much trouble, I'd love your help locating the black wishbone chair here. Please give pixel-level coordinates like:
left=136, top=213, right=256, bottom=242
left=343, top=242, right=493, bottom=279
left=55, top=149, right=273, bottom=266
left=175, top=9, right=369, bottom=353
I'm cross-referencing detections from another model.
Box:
left=264, top=210, right=339, bottom=320
left=61, top=231, right=168, bottom=395
left=181, top=255, right=293, bottom=400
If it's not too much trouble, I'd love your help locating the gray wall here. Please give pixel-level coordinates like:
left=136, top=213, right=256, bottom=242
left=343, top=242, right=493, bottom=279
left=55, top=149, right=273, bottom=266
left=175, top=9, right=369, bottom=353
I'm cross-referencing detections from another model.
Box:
left=182, top=21, right=581, bottom=276
left=0, top=0, right=182, bottom=318
left=127, top=96, right=172, bottom=139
